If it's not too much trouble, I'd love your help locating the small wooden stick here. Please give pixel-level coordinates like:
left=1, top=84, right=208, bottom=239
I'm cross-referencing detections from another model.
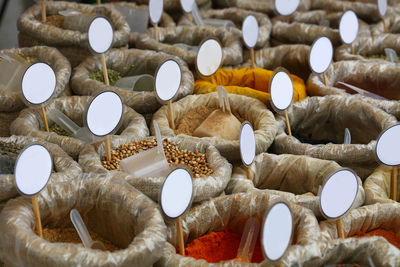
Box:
left=246, top=167, right=251, bottom=180
left=105, top=135, right=111, bottom=162
left=100, top=54, right=109, bottom=86
left=188, top=14, right=193, bottom=23
left=284, top=110, right=292, bottom=136
left=40, top=104, right=49, bottom=132
left=177, top=216, right=185, bottom=256
left=336, top=218, right=345, bottom=238
left=278, top=261, right=283, bottom=267
left=382, top=18, right=387, bottom=33
left=250, top=48, right=255, bottom=69
left=154, top=24, right=159, bottom=41
left=32, top=196, right=43, bottom=238
left=351, top=44, right=355, bottom=55
left=286, top=16, right=289, bottom=24
left=97, top=0, right=101, bottom=4
left=41, top=0, right=46, bottom=23
left=391, top=166, right=397, bottom=201
left=323, top=72, right=327, bottom=86
left=167, top=100, right=175, bottom=130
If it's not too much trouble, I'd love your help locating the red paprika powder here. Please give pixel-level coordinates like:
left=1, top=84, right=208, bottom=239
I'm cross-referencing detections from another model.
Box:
left=354, top=229, right=400, bottom=249
left=184, top=228, right=264, bottom=263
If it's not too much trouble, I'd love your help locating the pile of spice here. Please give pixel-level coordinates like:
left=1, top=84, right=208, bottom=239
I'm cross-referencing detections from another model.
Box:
left=360, top=53, right=400, bottom=62
left=43, top=227, right=120, bottom=252
left=42, top=124, right=72, bottom=137
left=175, top=106, right=244, bottom=137
left=89, top=69, right=121, bottom=86
left=42, top=15, right=65, bottom=28
left=353, top=229, right=400, bottom=249
left=101, top=139, right=213, bottom=178
left=183, top=227, right=264, bottom=263
left=0, top=141, right=23, bottom=174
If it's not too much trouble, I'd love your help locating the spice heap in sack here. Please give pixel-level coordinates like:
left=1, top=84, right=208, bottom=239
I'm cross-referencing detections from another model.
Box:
left=194, top=67, right=307, bottom=104
left=71, top=49, right=193, bottom=114
left=135, top=26, right=243, bottom=68
left=307, top=60, right=400, bottom=119
left=79, top=135, right=232, bottom=203
left=10, top=96, right=149, bottom=159
left=0, top=174, right=167, bottom=267
left=226, top=153, right=365, bottom=218
left=319, top=203, right=400, bottom=259
left=17, top=1, right=130, bottom=67
left=273, top=95, right=397, bottom=179
left=364, top=165, right=400, bottom=205
left=157, top=191, right=324, bottom=266
left=151, top=93, right=278, bottom=162
left=0, top=135, right=82, bottom=211
left=101, top=138, right=213, bottom=178
left=178, top=7, right=271, bottom=49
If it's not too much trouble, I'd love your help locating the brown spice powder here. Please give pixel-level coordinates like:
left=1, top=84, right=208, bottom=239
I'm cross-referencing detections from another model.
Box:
left=175, top=106, right=245, bottom=136
left=42, top=15, right=65, bottom=28
left=43, top=227, right=120, bottom=252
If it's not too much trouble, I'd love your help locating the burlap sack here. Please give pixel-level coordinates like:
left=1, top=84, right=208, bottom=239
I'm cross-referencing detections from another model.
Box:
left=71, top=48, right=194, bottom=114
left=272, top=95, right=397, bottom=179
left=151, top=93, right=278, bottom=162
left=271, top=11, right=370, bottom=46
left=17, top=1, right=130, bottom=67
left=225, top=153, right=365, bottom=218
left=107, top=2, right=175, bottom=48
left=0, top=173, right=167, bottom=267
left=213, top=0, right=312, bottom=16
left=0, top=46, right=71, bottom=113
left=135, top=26, right=243, bottom=68
left=371, top=15, right=400, bottom=37
left=120, top=0, right=211, bottom=13
left=178, top=7, right=271, bottom=49
left=0, top=135, right=82, bottom=207
left=156, top=191, right=324, bottom=266
left=240, top=44, right=311, bottom=81
left=364, top=165, right=400, bottom=205
left=292, top=237, right=400, bottom=266
left=319, top=203, right=400, bottom=263
left=307, top=60, right=400, bottom=119
left=335, top=34, right=400, bottom=62
left=10, top=96, right=149, bottom=159
left=78, top=135, right=232, bottom=203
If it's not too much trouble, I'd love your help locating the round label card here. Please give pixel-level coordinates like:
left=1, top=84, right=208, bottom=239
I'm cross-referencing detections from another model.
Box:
left=88, top=17, right=114, bottom=54
left=309, top=36, right=333, bottom=74
left=22, top=62, right=56, bottom=105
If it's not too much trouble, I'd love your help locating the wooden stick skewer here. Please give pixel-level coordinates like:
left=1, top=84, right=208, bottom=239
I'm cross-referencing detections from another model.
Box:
left=168, top=100, right=175, bottom=130
left=188, top=14, right=193, bottom=23
left=246, top=167, right=251, bottom=180
left=154, top=24, right=159, bottom=41
left=286, top=16, right=289, bottom=24
left=382, top=18, right=387, bottom=33
left=351, top=44, right=355, bottom=55
left=105, top=134, right=111, bottom=162
left=32, top=196, right=43, bottom=238
left=177, top=217, right=185, bottom=256
left=97, top=0, right=101, bottom=4
left=336, top=218, right=345, bottom=239
left=40, top=104, right=49, bottom=132
left=100, top=54, right=109, bottom=86
left=323, top=72, right=327, bottom=86
left=250, top=48, right=255, bottom=69
left=284, top=110, right=292, bottom=136
left=391, top=166, right=397, bottom=201
left=41, top=0, right=46, bottom=23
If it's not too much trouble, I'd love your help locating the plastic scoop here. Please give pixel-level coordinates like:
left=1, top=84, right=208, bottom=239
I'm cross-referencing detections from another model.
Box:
left=173, top=43, right=199, bottom=52
left=337, top=81, right=388, bottom=100
left=319, top=20, right=330, bottom=27
left=191, top=2, right=204, bottom=26
left=115, top=5, right=149, bottom=34
left=384, top=48, right=398, bottom=63
left=114, top=74, right=154, bottom=92
left=0, top=53, right=30, bottom=92
left=120, top=120, right=171, bottom=178
left=236, top=217, right=260, bottom=262
left=60, top=10, right=94, bottom=32
left=70, top=209, right=106, bottom=250
left=344, top=128, right=351, bottom=145
left=191, top=2, right=234, bottom=27
left=47, top=109, right=97, bottom=143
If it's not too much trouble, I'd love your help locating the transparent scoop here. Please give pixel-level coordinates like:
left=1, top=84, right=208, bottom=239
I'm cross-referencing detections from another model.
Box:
left=47, top=109, right=97, bottom=143
left=114, top=74, right=154, bottom=92
left=192, top=3, right=234, bottom=28
left=236, top=217, right=260, bottom=262
left=337, top=81, right=388, bottom=100
left=0, top=53, right=30, bottom=92
left=344, top=128, right=351, bottom=145
left=70, top=209, right=106, bottom=250
left=384, top=48, right=398, bottom=63
left=120, top=120, right=171, bottom=178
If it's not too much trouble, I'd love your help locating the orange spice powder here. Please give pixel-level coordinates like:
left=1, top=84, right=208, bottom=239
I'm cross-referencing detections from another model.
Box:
left=184, top=228, right=264, bottom=263
left=354, top=229, right=400, bottom=249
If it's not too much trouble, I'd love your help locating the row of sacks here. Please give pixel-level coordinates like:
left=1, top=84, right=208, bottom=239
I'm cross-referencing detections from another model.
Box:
left=0, top=175, right=399, bottom=266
